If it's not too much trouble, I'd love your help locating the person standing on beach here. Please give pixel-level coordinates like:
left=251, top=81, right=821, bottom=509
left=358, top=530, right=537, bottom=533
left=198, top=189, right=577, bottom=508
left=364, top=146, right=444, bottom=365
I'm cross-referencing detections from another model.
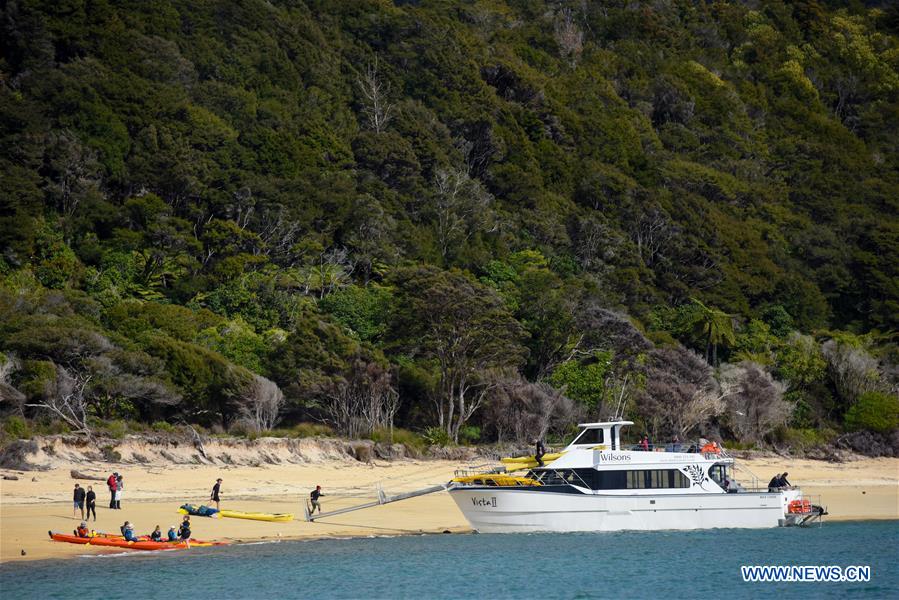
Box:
left=73, top=484, right=86, bottom=519
left=107, top=472, right=118, bottom=508
left=210, top=478, right=222, bottom=510
left=115, top=474, right=124, bottom=509
left=309, top=485, right=324, bottom=514
left=85, top=485, right=97, bottom=521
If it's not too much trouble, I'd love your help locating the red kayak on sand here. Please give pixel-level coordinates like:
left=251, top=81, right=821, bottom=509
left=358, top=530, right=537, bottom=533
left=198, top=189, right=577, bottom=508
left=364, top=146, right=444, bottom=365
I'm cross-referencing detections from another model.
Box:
left=48, top=532, right=227, bottom=551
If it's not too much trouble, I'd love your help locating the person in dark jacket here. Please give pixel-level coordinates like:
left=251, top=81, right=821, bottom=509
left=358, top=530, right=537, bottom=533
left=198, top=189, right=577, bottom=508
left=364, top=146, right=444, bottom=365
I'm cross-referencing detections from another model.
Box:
left=73, top=484, right=86, bottom=519
left=534, top=439, right=546, bottom=467
left=178, top=516, right=191, bottom=541
left=210, top=478, right=222, bottom=510
left=85, top=485, right=97, bottom=521
left=309, top=485, right=324, bottom=514
left=778, top=472, right=792, bottom=489
left=768, top=473, right=782, bottom=492
left=149, top=526, right=163, bottom=542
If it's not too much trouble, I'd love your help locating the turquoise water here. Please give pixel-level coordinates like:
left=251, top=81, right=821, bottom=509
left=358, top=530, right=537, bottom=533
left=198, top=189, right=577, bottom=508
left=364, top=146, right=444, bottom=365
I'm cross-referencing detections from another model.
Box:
left=2, top=521, right=897, bottom=598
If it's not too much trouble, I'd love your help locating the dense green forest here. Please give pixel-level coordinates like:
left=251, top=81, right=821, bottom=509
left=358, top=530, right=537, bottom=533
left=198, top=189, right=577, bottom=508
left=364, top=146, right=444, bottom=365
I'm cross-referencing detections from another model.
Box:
left=1, top=0, right=897, bottom=453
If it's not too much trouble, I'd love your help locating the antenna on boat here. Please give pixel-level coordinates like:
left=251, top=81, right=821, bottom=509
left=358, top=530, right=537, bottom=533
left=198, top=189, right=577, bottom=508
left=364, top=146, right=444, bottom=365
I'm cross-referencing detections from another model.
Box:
left=611, top=374, right=629, bottom=420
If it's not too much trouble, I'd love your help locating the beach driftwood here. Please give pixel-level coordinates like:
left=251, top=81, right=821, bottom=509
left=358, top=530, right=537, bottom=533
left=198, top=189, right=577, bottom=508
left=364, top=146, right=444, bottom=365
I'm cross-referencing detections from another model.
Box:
left=2, top=475, right=19, bottom=480
left=69, top=469, right=106, bottom=481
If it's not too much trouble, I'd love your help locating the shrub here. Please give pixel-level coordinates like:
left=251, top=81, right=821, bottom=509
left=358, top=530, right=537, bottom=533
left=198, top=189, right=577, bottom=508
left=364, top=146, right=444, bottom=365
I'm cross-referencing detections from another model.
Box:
left=779, top=427, right=839, bottom=451
left=423, top=426, right=452, bottom=446
left=844, top=392, right=899, bottom=434
left=370, top=427, right=426, bottom=451
left=3, top=416, right=32, bottom=439
left=151, top=421, right=175, bottom=433
left=459, top=425, right=481, bottom=445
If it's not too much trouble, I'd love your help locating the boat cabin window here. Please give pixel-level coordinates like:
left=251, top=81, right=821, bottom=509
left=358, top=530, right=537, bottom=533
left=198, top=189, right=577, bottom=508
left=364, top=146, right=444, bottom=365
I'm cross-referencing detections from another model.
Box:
left=543, top=469, right=690, bottom=490
left=572, top=428, right=604, bottom=445
left=708, top=464, right=728, bottom=485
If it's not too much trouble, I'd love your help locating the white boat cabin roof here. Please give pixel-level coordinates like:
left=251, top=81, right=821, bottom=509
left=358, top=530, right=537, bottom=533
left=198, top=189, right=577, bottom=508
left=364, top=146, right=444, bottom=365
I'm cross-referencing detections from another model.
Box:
left=564, top=420, right=633, bottom=451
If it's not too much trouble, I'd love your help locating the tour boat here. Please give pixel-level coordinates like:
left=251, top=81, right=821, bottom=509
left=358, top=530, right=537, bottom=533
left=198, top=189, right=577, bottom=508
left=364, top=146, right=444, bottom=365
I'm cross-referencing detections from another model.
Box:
left=448, top=421, right=825, bottom=533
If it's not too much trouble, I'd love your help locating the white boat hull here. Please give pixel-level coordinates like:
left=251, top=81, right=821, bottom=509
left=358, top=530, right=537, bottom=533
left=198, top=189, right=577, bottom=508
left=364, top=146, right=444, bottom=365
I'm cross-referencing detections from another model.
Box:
left=449, top=488, right=790, bottom=532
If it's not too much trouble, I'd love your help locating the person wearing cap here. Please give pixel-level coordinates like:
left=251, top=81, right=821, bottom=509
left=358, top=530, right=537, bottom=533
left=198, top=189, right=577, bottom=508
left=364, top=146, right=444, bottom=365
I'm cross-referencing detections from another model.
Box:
left=167, top=525, right=178, bottom=542
left=75, top=521, right=89, bottom=537
left=309, top=485, right=325, bottom=514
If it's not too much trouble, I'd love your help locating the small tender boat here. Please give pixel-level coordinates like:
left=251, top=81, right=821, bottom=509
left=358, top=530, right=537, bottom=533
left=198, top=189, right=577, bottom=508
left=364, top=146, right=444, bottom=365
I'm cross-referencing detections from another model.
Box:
left=218, top=509, right=294, bottom=522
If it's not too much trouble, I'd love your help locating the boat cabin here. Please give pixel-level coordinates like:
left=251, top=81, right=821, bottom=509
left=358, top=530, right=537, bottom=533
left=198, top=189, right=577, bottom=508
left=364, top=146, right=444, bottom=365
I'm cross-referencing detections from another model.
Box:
left=564, top=421, right=632, bottom=452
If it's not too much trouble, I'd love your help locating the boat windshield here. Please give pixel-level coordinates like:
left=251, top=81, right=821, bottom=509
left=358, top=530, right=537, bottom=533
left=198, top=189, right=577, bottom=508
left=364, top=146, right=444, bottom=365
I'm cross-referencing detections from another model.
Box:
left=571, top=428, right=604, bottom=445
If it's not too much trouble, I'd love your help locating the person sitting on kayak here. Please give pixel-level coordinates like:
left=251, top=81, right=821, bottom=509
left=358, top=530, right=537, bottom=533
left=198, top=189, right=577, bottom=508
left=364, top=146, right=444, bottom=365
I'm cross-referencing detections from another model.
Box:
left=167, top=525, right=178, bottom=542
left=75, top=522, right=90, bottom=537
left=178, top=516, right=191, bottom=540
left=122, top=522, right=138, bottom=542
left=149, top=525, right=162, bottom=542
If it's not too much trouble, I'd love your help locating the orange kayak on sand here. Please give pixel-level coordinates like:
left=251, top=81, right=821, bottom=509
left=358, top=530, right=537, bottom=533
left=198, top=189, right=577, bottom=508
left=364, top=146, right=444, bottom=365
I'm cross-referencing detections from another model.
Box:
left=48, top=531, right=227, bottom=551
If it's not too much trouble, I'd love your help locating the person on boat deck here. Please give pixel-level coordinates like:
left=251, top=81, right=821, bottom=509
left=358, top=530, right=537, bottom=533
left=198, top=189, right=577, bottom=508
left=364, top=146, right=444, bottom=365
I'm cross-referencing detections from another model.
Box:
left=167, top=525, right=178, bottom=542
left=149, top=526, right=162, bottom=542
left=534, top=439, right=546, bottom=467
left=767, top=473, right=782, bottom=492
left=778, top=472, right=792, bottom=489
left=75, top=521, right=90, bottom=537
left=700, top=440, right=720, bottom=454
left=210, top=478, right=222, bottom=510
left=178, top=516, right=192, bottom=540
left=310, top=485, right=325, bottom=514
left=122, top=522, right=138, bottom=542
left=640, top=435, right=650, bottom=451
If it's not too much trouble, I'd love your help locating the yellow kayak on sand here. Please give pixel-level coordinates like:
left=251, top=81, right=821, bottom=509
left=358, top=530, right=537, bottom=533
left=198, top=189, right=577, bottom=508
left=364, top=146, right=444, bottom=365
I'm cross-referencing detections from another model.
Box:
left=218, top=510, right=294, bottom=522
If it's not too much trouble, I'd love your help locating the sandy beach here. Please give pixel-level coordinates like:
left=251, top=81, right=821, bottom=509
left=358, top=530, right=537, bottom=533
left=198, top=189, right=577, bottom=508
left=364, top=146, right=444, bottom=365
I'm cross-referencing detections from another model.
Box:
left=2, top=455, right=896, bottom=563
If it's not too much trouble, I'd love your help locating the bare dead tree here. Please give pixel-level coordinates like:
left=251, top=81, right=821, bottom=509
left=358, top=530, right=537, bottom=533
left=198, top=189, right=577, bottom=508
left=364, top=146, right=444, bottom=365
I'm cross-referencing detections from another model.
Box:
left=25, top=365, right=93, bottom=438
left=239, top=375, right=285, bottom=432
left=323, top=360, right=397, bottom=438
left=554, top=8, right=584, bottom=68
left=431, top=168, right=494, bottom=260
left=357, top=56, right=395, bottom=133
left=485, top=377, right=582, bottom=444
left=719, top=362, right=791, bottom=443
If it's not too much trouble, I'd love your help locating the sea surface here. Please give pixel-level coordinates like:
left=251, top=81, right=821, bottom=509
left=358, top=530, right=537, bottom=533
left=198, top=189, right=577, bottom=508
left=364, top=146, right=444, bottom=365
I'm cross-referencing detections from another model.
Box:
left=1, top=520, right=897, bottom=599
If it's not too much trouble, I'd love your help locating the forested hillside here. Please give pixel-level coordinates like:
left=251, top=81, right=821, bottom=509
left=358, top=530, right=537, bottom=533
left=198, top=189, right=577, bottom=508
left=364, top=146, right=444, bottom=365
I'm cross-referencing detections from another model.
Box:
left=1, top=0, right=897, bottom=453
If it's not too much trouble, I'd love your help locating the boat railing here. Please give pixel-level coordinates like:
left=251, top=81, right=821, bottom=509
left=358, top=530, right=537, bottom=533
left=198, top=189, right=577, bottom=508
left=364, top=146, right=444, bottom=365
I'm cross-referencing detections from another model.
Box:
left=454, top=464, right=506, bottom=479
left=620, top=442, right=731, bottom=458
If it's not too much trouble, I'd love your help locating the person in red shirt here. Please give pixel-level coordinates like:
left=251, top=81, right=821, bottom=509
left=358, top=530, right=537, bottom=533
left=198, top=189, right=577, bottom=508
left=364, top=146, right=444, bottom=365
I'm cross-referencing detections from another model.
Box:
left=107, top=472, right=118, bottom=509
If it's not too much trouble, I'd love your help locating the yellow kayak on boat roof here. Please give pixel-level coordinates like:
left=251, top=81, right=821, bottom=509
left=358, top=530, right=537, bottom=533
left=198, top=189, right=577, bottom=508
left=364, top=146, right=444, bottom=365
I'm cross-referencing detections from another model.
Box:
left=452, top=474, right=542, bottom=486
left=501, top=452, right=564, bottom=464
left=218, top=510, right=294, bottom=522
